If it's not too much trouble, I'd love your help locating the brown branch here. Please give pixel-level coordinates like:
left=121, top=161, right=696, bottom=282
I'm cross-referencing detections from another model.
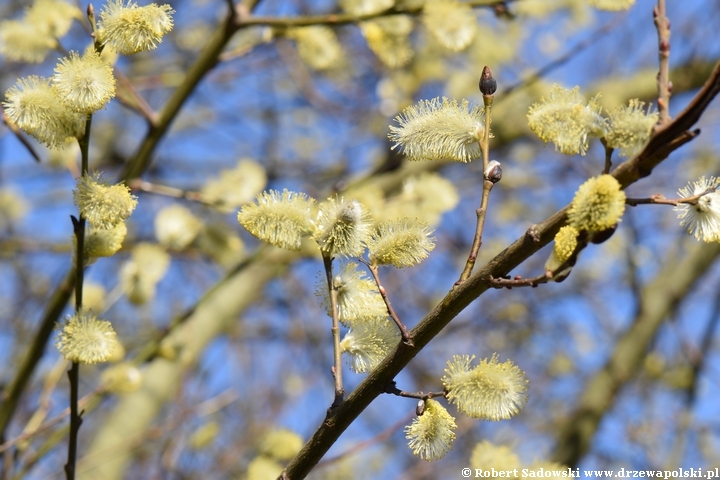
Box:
left=626, top=188, right=716, bottom=207
left=237, top=0, right=508, bottom=29
left=1, top=105, right=42, bottom=163
left=281, top=60, right=720, bottom=480
left=601, top=138, right=614, bottom=174
left=457, top=70, right=497, bottom=284
left=322, top=254, right=344, bottom=411
left=113, top=70, right=159, bottom=126
left=314, top=413, right=413, bottom=471
left=383, top=382, right=445, bottom=401
left=504, top=15, right=626, bottom=97
left=653, top=0, right=672, bottom=128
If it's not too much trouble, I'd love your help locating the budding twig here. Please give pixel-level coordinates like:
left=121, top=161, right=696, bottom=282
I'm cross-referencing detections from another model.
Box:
left=626, top=188, right=716, bottom=207
left=653, top=0, right=672, bottom=129
left=490, top=231, right=590, bottom=288
left=457, top=66, right=498, bottom=285
left=383, top=381, right=446, bottom=401
left=65, top=113, right=93, bottom=480
left=322, top=254, right=344, bottom=412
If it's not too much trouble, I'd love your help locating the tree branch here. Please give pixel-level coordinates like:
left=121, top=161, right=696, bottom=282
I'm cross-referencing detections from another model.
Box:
left=280, top=61, right=720, bottom=479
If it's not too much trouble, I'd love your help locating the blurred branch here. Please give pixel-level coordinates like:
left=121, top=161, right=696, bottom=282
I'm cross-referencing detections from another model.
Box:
left=664, top=289, right=720, bottom=469
left=626, top=188, right=716, bottom=207
left=0, top=269, right=75, bottom=437
left=551, top=240, right=720, bottom=467
left=1, top=105, right=42, bottom=163
left=236, top=0, right=509, bottom=28
left=113, top=70, right=159, bottom=126
left=504, top=15, right=626, bottom=96
left=77, top=247, right=295, bottom=479
left=654, top=0, right=672, bottom=127
left=0, top=0, right=262, bottom=443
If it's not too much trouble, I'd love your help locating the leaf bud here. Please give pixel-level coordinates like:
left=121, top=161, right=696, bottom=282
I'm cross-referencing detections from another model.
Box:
left=484, top=160, right=502, bottom=183
left=416, top=399, right=425, bottom=416
left=479, top=66, right=497, bottom=96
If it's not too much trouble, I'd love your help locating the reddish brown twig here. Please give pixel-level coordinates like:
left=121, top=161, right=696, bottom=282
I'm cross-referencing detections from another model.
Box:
left=626, top=188, right=716, bottom=207
left=653, top=0, right=672, bottom=128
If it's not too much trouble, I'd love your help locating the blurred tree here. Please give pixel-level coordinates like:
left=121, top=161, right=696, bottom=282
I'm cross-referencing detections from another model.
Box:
left=0, top=0, right=720, bottom=479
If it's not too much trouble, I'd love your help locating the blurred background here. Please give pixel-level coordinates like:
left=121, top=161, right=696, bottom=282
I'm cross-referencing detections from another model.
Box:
left=1, top=0, right=720, bottom=478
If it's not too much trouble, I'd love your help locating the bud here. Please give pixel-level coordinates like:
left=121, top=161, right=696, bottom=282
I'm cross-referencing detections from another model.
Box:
left=404, top=399, right=457, bottom=461
left=479, top=66, right=497, bottom=96
left=484, top=160, right=502, bottom=183
left=98, top=0, right=174, bottom=55
left=416, top=399, right=425, bottom=416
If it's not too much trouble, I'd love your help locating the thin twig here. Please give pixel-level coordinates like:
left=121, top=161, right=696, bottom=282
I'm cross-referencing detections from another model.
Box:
left=653, top=0, right=672, bottom=128
left=457, top=68, right=496, bottom=284
left=504, top=16, right=625, bottom=96
left=383, top=381, right=445, bottom=400
left=488, top=273, right=549, bottom=289
left=322, top=254, right=344, bottom=412
left=359, top=259, right=413, bottom=346
left=235, top=0, right=510, bottom=28
left=113, top=70, right=159, bottom=126
left=314, top=412, right=414, bottom=470
left=1, top=106, right=42, bottom=163
left=128, top=179, right=206, bottom=203
left=64, top=112, right=92, bottom=480
left=625, top=188, right=716, bottom=207
left=601, top=138, right=614, bottom=174
left=489, top=231, right=590, bottom=288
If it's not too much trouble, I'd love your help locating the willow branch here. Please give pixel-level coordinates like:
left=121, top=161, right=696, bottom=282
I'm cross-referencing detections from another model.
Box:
left=1, top=105, right=41, bottom=163
left=626, top=188, right=716, bottom=207
left=0, top=1, right=263, bottom=441
left=457, top=68, right=496, bottom=284
left=236, top=0, right=509, bottom=29
left=322, top=254, right=344, bottom=410
left=64, top=111, right=92, bottom=480
left=280, top=61, right=720, bottom=480
left=653, top=0, right=672, bottom=128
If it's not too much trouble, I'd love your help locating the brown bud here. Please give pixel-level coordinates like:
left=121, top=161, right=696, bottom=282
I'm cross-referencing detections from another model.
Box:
left=479, top=66, right=497, bottom=96
left=484, top=160, right=502, bottom=183
left=416, top=400, right=425, bottom=416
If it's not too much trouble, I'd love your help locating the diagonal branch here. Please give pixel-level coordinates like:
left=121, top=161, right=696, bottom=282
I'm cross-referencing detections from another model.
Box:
left=280, top=61, right=720, bottom=479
